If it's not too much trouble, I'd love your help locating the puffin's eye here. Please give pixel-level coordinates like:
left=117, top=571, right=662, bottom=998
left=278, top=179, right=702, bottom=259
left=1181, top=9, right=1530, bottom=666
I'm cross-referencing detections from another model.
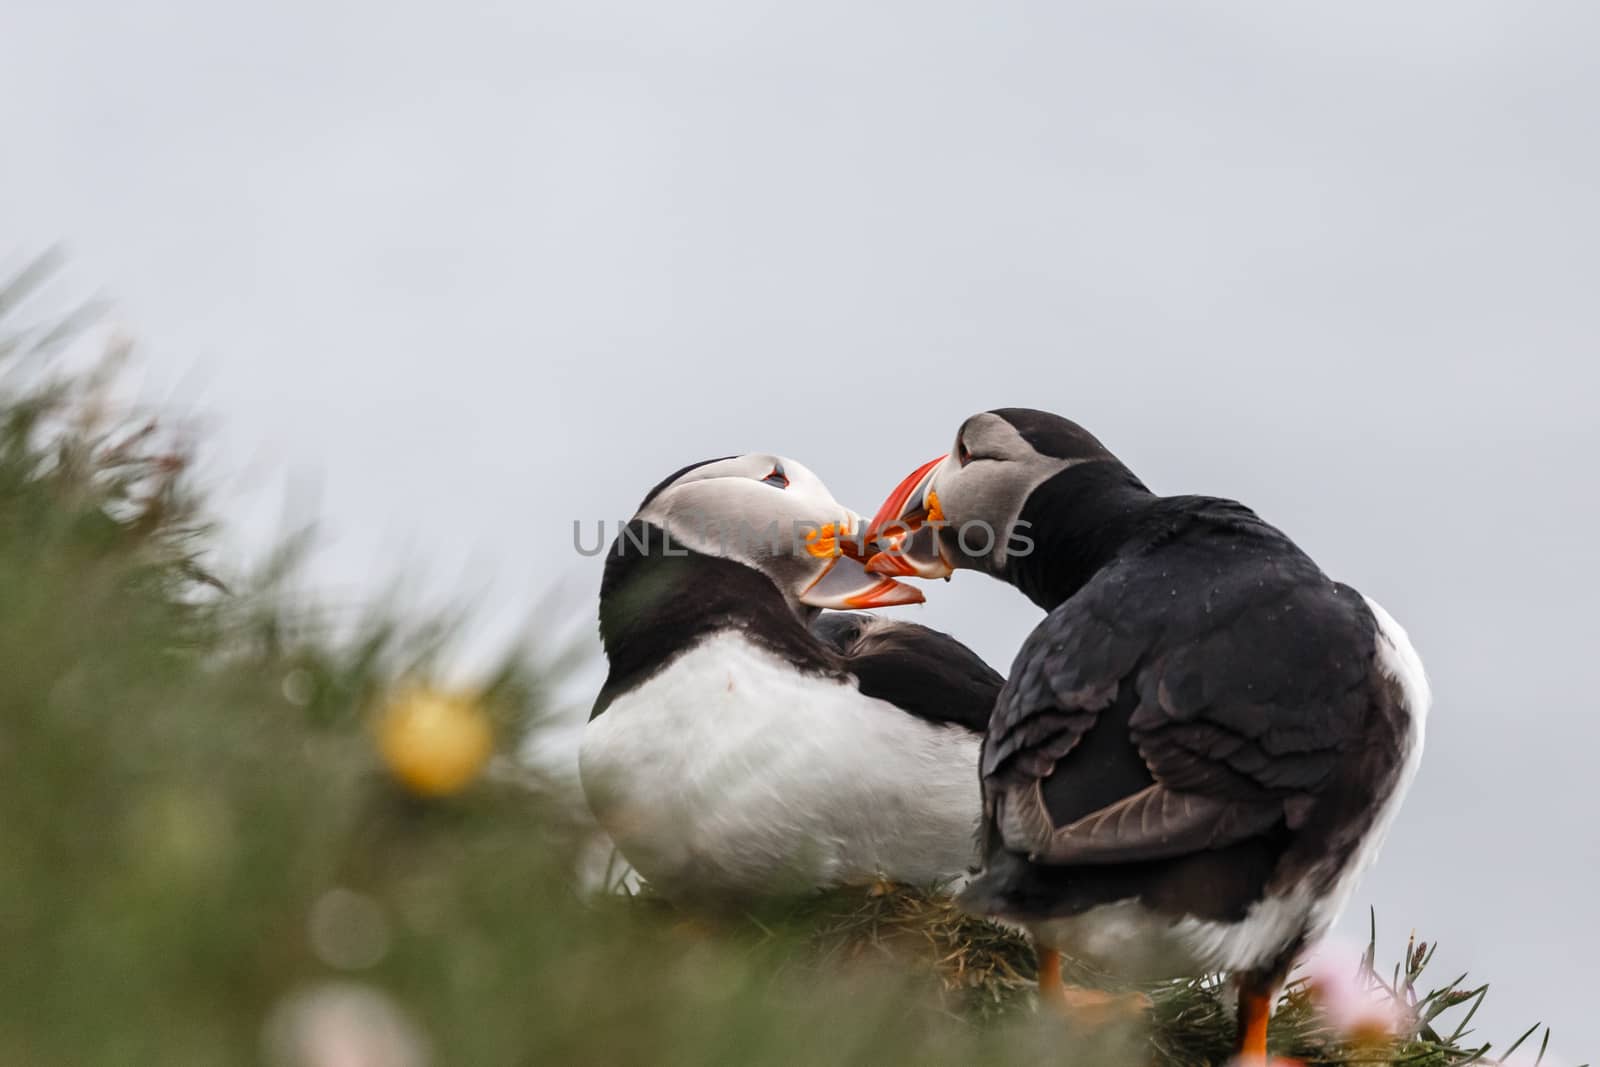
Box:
left=762, top=465, right=790, bottom=489
left=957, top=439, right=972, bottom=467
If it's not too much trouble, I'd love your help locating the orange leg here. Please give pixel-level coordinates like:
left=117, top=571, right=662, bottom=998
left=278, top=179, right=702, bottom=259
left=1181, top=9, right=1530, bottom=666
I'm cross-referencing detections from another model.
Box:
left=1234, top=982, right=1275, bottom=1066
left=1037, top=945, right=1065, bottom=1000
left=1036, top=945, right=1152, bottom=1024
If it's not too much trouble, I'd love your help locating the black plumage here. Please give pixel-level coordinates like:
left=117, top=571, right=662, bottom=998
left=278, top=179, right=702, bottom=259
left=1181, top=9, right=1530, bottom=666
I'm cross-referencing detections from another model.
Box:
left=869, top=409, right=1426, bottom=1059
left=812, top=612, right=1003, bottom=734
left=592, top=519, right=846, bottom=719
left=955, top=447, right=1413, bottom=972
left=594, top=522, right=1001, bottom=736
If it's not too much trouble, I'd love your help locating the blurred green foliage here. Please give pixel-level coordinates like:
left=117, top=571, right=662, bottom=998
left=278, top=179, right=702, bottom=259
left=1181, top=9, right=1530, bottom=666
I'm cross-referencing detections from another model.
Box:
left=0, top=255, right=1558, bottom=1066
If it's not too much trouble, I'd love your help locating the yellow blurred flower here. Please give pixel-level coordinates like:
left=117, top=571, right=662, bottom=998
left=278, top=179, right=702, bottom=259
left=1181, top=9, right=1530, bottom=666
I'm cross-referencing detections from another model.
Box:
left=375, top=687, right=493, bottom=796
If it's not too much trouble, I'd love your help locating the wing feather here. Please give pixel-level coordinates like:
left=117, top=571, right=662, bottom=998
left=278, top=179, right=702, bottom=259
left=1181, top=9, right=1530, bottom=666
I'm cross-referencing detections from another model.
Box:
left=984, top=538, right=1379, bottom=867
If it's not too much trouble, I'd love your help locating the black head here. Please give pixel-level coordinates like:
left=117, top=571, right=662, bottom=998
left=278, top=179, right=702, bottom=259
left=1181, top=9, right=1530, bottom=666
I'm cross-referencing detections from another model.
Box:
left=865, top=409, right=1142, bottom=581
left=983, top=408, right=1119, bottom=464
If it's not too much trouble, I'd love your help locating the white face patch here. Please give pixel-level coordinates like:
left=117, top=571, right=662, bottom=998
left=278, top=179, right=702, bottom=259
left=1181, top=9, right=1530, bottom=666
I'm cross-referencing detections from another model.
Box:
left=925, top=414, right=1079, bottom=570
left=632, top=454, right=872, bottom=608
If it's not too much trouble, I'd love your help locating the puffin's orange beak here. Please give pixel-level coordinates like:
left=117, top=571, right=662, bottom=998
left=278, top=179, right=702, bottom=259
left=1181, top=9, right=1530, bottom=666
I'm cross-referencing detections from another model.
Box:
left=799, top=554, right=925, bottom=609
left=865, top=455, right=946, bottom=544
left=864, top=455, right=955, bottom=580
left=796, top=513, right=925, bottom=609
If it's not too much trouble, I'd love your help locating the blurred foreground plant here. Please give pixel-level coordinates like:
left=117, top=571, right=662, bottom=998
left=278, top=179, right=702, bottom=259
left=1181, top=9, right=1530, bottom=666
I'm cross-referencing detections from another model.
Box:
left=0, top=253, right=1572, bottom=1067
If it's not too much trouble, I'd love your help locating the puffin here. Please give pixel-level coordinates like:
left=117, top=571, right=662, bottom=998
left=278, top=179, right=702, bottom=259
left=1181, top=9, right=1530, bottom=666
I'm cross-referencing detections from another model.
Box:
left=579, top=453, right=1002, bottom=902
left=863, top=409, right=1429, bottom=1063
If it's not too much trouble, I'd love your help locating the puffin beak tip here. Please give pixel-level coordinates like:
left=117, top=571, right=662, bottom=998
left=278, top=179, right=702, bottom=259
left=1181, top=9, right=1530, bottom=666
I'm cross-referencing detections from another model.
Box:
left=865, top=455, right=947, bottom=543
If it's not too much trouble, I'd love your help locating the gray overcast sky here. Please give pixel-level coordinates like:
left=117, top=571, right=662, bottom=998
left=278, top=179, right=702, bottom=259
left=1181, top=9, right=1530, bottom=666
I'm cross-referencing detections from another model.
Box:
left=4, top=1, right=1597, bottom=1055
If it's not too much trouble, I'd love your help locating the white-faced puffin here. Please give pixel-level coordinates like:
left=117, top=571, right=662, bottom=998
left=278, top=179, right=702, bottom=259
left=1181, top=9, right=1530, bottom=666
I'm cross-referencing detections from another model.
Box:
left=580, top=453, right=1002, bottom=901
left=864, top=409, right=1429, bottom=1064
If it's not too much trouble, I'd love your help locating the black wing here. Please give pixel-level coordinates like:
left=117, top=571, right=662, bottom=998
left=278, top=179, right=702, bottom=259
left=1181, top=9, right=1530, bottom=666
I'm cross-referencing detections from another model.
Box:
left=812, top=612, right=1003, bottom=734
left=985, top=539, right=1377, bottom=867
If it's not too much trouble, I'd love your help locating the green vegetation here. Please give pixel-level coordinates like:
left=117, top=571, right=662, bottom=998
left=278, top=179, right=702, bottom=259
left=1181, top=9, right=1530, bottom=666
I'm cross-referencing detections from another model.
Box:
left=0, top=255, right=1564, bottom=1065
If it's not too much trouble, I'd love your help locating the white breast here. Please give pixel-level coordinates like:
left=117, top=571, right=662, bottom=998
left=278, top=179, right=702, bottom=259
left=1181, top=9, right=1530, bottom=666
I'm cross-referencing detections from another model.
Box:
left=579, top=633, right=983, bottom=899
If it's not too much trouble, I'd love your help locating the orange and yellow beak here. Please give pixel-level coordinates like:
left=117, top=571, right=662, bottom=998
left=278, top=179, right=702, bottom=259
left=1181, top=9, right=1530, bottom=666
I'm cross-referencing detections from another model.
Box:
left=864, top=456, right=955, bottom=580
left=797, top=514, right=926, bottom=610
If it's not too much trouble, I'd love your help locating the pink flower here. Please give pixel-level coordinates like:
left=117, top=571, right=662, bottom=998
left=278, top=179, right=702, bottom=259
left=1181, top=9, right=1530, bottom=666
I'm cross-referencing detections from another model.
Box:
left=1300, top=940, right=1406, bottom=1045
left=262, top=982, right=429, bottom=1067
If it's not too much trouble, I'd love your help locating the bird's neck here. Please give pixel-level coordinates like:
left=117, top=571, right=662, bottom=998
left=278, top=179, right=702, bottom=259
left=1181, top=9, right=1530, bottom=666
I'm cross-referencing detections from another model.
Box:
left=593, top=521, right=837, bottom=716
left=999, top=461, right=1162, bottom=611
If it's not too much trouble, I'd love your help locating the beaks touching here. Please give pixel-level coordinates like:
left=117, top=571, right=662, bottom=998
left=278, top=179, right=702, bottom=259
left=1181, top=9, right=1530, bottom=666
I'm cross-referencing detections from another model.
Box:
left=799, top=553, right=924, bottom=609
left=863, top=455, right=954, bottom=580
left=795, top=511, right=923, bottom=609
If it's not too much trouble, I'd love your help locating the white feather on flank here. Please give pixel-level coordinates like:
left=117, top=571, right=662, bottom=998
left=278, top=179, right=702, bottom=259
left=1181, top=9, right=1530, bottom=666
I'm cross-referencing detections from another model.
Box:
left=1304, top=595, right=1431, bottom=936
left=1029, top=890, right=1319, bottom=982
left=1035, top=596, right=1432, bottom=979
left=579, top=633, right=983, bottom=898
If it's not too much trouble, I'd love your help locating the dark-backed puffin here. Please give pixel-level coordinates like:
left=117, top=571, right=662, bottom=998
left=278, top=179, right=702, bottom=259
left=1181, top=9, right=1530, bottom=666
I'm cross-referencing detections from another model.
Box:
left=580, top=453, right=1002, bottom=901
left=864, top=409, right=1429, bottom=1063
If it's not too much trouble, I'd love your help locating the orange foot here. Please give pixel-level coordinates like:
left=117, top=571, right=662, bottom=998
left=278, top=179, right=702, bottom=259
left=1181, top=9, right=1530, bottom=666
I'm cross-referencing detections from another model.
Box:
left=1036, top=948, right=1153, bottom=1027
